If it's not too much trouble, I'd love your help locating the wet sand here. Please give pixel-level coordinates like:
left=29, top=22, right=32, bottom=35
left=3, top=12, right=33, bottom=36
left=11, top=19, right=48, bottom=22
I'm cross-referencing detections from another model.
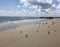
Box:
left=0, top=18, right=60, bottom=47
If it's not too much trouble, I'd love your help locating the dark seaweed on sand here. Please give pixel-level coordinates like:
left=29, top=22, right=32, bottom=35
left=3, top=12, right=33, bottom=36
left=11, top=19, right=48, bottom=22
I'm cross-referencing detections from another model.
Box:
left=48, top=31, right=50, bottom=34
left=26, top=34, right=28, bottom=38
left=20, top=30, right=22, bottom=33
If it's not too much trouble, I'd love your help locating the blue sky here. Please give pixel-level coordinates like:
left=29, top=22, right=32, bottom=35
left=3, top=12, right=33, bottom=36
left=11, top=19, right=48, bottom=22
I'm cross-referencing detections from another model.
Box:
left=0, top=0, right=60, bottom=17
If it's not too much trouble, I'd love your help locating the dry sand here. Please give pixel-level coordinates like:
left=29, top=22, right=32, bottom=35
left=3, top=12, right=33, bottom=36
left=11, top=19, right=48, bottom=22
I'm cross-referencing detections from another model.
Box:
left=0, top=19, right=60, bottom=47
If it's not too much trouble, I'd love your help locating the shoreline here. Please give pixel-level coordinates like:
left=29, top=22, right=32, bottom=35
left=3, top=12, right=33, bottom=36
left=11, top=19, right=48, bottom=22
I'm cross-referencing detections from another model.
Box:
left=0, top=19, right=45, bottom=31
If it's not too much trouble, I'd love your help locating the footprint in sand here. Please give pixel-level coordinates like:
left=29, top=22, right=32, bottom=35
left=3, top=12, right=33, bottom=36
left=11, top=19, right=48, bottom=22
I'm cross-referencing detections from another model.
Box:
left=46, top=22, right=48, bottom=24
left=39, top=22, right=41, bottom=24
left=26, top=34, right=28, bottom=38
left=48, top=26, right=49, bottom=28
left=54, top=30, right=56, bottom=32
left=20, top=30, right=22, bottom=33
left=38, top=26, right=40, bottom=28
left=48, top=31, right=50, bottom=34
left=52, top=22, right=54, bottom=25
left=43, top=23, right=44, bottom=25
left=36, top=30, right=39, bottom=33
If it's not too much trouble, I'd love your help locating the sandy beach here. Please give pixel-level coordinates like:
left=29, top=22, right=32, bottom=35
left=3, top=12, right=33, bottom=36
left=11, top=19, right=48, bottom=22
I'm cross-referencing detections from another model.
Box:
left=0, top=18, right=60, bottom=47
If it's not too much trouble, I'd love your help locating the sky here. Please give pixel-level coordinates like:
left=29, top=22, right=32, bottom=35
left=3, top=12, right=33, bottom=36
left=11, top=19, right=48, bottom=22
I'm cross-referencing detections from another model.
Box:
left=0, top=0, right=60, bottom=17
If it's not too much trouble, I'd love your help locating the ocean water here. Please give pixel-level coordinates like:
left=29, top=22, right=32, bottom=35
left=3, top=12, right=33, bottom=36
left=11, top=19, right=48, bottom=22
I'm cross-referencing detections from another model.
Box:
left=0, top=16, right=45, bottom=31
left=0, top=16, right=40, bottom=22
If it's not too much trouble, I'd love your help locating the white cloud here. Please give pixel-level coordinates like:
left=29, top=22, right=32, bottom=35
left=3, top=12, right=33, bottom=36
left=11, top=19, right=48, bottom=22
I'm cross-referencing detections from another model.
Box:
left=20, top=0, right=53, bottom=4
left=56, top=4, right=60, bottom=9
left=0, top=10, right=6, bottom=13
left=0, top=10, right=20, bottom=16
left=0, top=9, right=60, bottom=17
left=0, top=9, right=31, bottom=16
left=19, top=0, right=53, bottom=12
left=30, top=5, right=38, bottom=9
left=17, top=5, right=21, bottom=8
left=57, top=0, right=60, bottom=2
left=0, top=9, right=41, bottom=17
left=37, top=0, right=52, bottom=4
left=21, top=0, right=27, bottom=3
left=52, top=4, right=60, bottom=10
left=0, top=0, right=60, bottom=17
left=44, top=8, right=51, bottom=13
left=48, top=10, right=60, bottom=17
left=53, top=4, right=56, bottom=7
left=46, top=0, right=52, bottom=4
